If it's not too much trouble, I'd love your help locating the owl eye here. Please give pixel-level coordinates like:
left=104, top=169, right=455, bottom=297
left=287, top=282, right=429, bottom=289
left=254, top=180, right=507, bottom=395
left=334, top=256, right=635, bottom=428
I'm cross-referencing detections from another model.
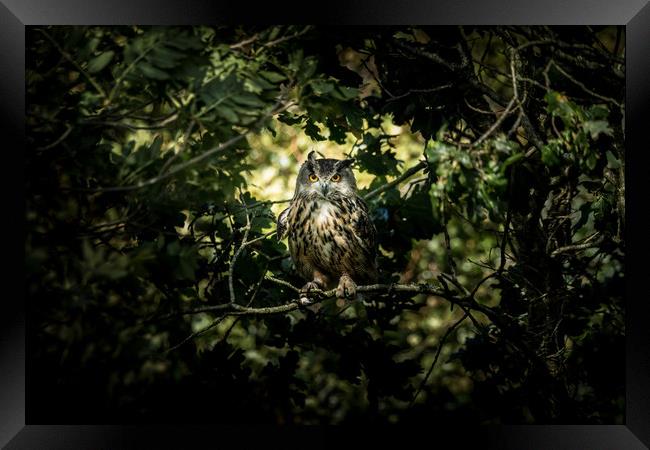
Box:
left=309, top=174, right=319, bottom=183
left=330, top=174, right=341, bottom=182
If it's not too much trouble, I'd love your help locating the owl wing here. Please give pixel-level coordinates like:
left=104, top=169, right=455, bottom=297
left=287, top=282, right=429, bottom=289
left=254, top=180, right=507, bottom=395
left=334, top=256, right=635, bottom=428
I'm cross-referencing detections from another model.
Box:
left=276, top=206, right=290, bottom=241
left=351, top=196, right=378, bottom=259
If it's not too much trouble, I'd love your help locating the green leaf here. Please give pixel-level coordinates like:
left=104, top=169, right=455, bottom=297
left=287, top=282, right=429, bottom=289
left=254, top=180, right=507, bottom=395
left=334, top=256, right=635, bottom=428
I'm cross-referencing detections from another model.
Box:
left=299, top=56, right=318, bottom=79
left=583, top=120, right=613, bottom=140
left=332, top=86, right=359, bottom=101
left=425, top=139, right=449, bottom=163
left=500, top=153, right=525, bottom=173
left=166, top=33, right=203, bottom=50
left=356, top=133, right=400, bottom=176
left=149, top=45, right=186, bottom=69
left=148, top=51, right=182, bottom=69
left=86, top=51, right=115, bottom=73
left=326, top=118, right=347, bottom=144
left=176, top=254, right=198, bottom=280
left=541, top=142, right=562, bottom=167
left=343, top=104, right=363, bottom=130
left=78, top=37, right=101, bottom=60
left=586, top=153, right=598, bottom=171
left=138, top=62, right=170, bottom=80
left=586, top=104, right=610, bottom=120
left=304, top=120, right=325, bottom=141
left=167, top=240, right=181, bottom=256
left=231, top=93, right=265, bottom=108
left=259, top=71, right=286, bottom=83
left=573, top=202, right=593, bottom=230
left=267, top=27, right=281, bottom=41
left=394, top=31, right=416, bottom=42
left=199, top=72, right=239, bottom=104
left=277, top=112, right=304, bottom=126
left=247, top=76, right=274, bottom=92
left=493, top=135, right=520, bottom=154
left=311, top=80, right=334, bottom=95
left=606, top=150, right=621, bottom=169
left=545, top=91, right=577, bottom=124
left=147, top=135, right=163, bottom=159
left=156, top=234, right=165, bottom=251
left=216, top=105, right=239, bottom=123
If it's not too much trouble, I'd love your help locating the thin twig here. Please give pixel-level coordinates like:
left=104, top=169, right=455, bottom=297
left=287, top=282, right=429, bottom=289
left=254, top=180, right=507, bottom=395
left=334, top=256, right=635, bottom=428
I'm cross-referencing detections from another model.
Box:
left=165, top=316, right=226, bottom=353
left=394, top=40, right=459, bottom=72
left=106, top=44, right=157, bottom=105
left=441, top=202, right=457, bottom=277
left=464, top=98, right=497, bottom=115
left=472, top=51, right=520, bottom=148
left=385, top=84, right=454, bottom=103
left=264, top=275, right=300, bottom=292
left=159, top=118, right=197, bottom=175
left=228, top=194, right=253, bottom=304
left=36, top=123, right=74, bottom=151
left=359, top=55, right=395, bottom=99
left=263, top=26, right=312, bottom=48
left=498, top=169, right=515, bottom=274
left=363, top=161, right=428, bottom=201
left=408, top=312, right=469, bottom=408
left=550, top=61, right=622, bottom=108
left=211, top=264, right=270, bottom=349
left=242, top=230, right=277, bottom=247
left=551, top=236, right=604, bottom=257
left=230, top=34, right=260, bottom=49
left=79, top=119, right=171, bottom=131
left=36, top=28, right=107, bottom=98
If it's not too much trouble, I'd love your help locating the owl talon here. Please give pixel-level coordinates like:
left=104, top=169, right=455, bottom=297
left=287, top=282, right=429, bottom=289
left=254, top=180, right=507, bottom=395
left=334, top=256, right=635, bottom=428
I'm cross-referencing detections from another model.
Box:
left=300, top=281, right=321, bottom=295
left=299, top=281, right=322, bottom=307
left=336, top=275, right=357, bottom=299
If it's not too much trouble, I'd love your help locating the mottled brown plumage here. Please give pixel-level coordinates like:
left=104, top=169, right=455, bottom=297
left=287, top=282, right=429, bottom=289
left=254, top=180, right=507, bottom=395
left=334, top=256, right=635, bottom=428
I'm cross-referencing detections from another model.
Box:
left=277, top=151, right=378, bottom=299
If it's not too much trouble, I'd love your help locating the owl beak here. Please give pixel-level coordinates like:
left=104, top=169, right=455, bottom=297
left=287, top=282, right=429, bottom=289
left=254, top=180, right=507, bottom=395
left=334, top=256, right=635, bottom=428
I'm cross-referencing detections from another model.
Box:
left=320, top=182, right=330, bottom=197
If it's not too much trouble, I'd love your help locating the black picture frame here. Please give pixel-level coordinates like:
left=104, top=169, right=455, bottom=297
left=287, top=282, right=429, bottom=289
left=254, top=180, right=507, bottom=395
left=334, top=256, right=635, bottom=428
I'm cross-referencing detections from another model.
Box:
left=3, top=1, right=649, bottom=448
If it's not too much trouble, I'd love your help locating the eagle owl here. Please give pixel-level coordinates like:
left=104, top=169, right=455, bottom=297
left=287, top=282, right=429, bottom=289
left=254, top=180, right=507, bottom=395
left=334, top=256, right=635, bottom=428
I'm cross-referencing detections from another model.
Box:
left=277, top=151, right=378, bottom=300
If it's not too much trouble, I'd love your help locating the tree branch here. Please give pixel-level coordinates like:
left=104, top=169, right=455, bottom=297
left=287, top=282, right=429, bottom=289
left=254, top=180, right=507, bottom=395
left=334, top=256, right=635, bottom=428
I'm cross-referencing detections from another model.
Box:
left=363, top=161, right=428, bottom=201
left=551, top=236, right=604, bottom=257
left=395, top=36, right=545, bottom=153
left=73, top=98, right=295, bottom=193
left=550, top=61, right=623, bottom=108
left=154, top=280, right=493, bottom=323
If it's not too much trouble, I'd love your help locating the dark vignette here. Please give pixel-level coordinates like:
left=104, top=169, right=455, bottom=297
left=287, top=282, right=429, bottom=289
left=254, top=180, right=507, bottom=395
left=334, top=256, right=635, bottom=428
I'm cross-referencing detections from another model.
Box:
left=0, top=1, right=26, bottom=448
left=1, top=0, right=649, bottom=448
left=626, top=2, right=650, bottom=448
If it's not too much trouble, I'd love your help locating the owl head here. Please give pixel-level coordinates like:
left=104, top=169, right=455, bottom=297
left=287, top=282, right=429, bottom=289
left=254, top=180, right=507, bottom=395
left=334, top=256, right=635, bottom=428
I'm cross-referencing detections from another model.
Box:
left=294, top=151, right=357, bottom=199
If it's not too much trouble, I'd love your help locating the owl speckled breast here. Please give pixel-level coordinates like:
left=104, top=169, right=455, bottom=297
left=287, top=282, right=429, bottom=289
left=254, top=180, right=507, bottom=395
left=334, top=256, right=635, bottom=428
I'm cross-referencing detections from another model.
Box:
left=287, top=192, right=376, bottom=285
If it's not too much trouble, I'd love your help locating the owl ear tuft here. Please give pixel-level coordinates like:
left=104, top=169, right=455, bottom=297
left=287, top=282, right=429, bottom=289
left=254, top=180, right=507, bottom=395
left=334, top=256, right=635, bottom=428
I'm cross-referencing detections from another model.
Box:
left=335, top=158, right=355, bottom=170
left=306, top=151, right=317, bottom=171
left=307, top=151, right=318, bottom=165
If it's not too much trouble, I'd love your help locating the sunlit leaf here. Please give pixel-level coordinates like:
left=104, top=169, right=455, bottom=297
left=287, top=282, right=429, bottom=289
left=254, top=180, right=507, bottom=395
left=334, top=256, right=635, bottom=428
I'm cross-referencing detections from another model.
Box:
left=86, top=50, right=115, bottom=73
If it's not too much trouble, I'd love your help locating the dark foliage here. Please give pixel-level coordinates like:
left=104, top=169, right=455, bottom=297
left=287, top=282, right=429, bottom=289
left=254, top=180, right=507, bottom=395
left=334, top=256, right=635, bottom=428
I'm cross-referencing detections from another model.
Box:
left=26, top=25, right=624, bottom=424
